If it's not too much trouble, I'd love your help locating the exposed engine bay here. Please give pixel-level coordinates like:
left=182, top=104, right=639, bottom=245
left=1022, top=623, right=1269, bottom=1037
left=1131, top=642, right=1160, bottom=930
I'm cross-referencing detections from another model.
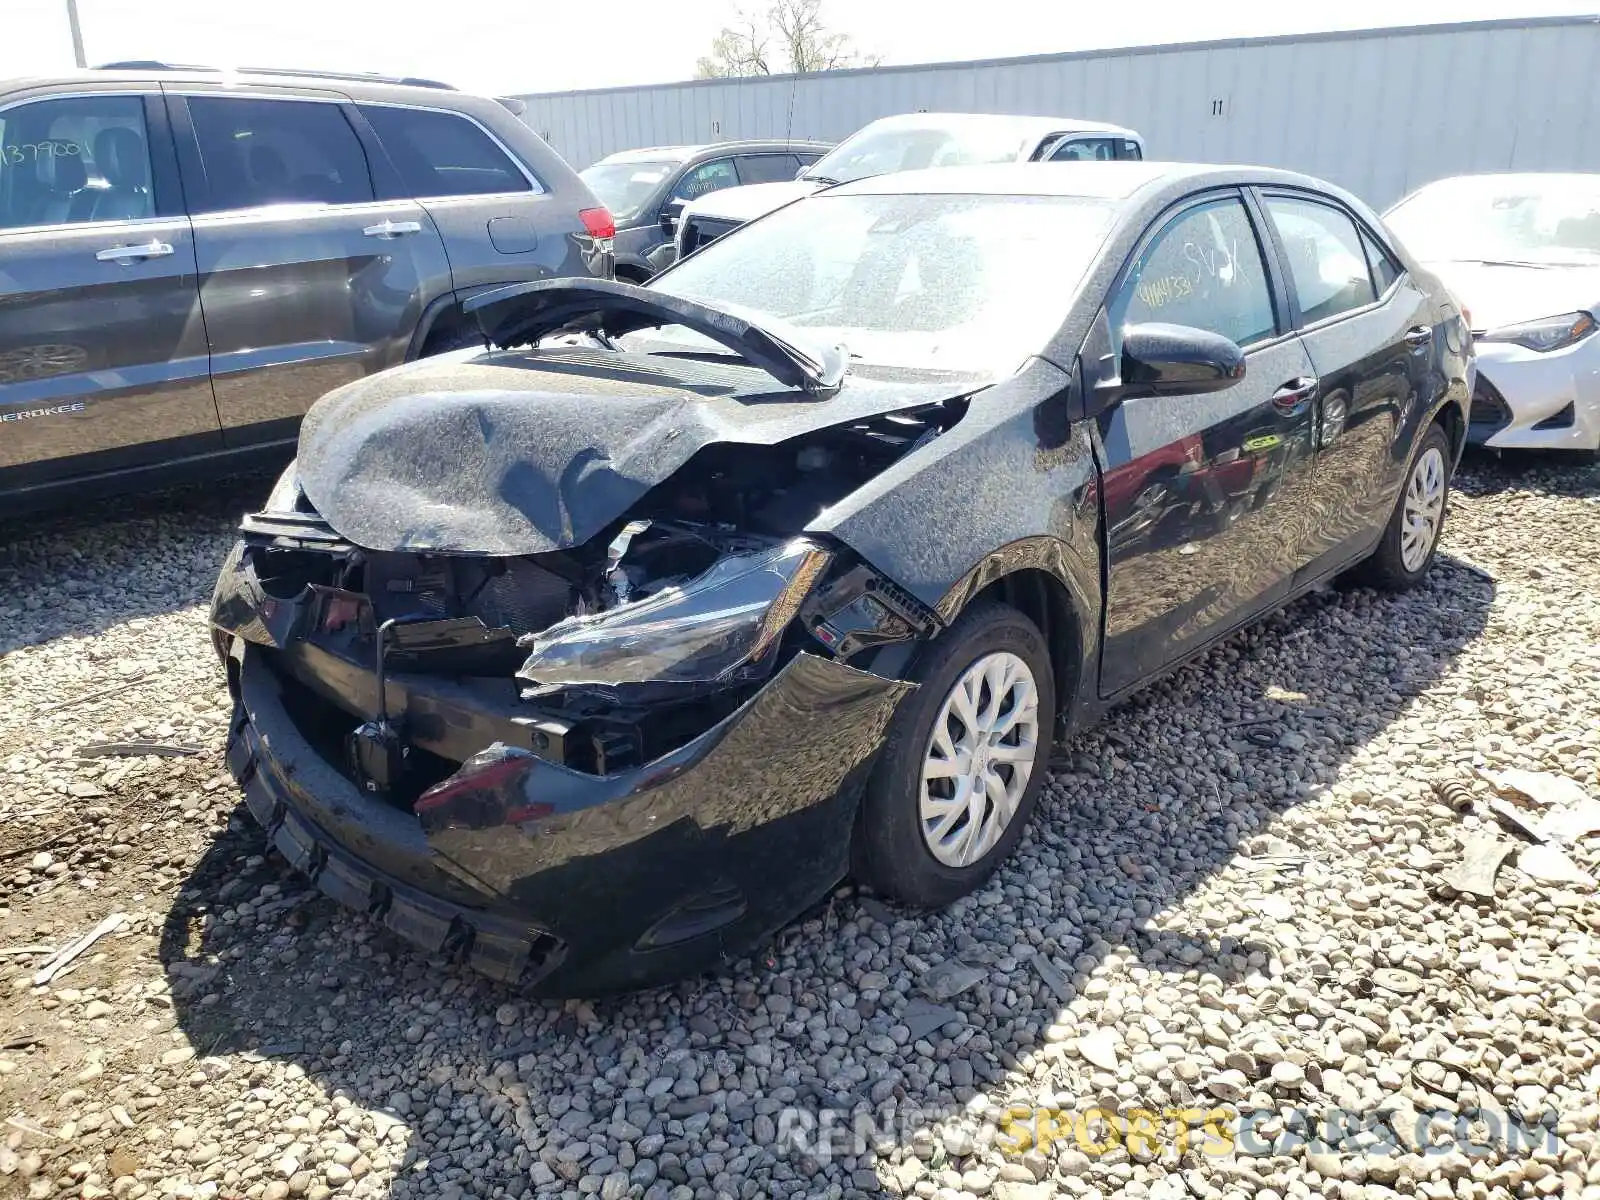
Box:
left=229, top=407, right=951, bottom=808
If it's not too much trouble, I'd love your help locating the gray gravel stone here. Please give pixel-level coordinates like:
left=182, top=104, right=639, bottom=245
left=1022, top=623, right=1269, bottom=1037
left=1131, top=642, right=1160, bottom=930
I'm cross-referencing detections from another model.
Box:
left=4, top=460, right=1599, bottom=1200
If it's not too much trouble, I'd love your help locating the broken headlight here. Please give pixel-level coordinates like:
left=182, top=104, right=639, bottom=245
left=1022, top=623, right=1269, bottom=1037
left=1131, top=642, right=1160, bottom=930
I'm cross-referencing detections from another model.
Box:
left=516, top=539, right=833, bottom=699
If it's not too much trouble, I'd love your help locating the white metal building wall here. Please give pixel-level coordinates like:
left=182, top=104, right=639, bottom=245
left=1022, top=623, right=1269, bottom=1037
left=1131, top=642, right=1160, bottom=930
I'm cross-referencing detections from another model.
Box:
left=514, top=16, right=1600, bottom=209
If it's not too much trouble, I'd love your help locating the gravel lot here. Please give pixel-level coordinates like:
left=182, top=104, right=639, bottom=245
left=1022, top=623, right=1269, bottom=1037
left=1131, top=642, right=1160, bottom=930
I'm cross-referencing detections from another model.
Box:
left=1, top=454, right=1598, bottom=1200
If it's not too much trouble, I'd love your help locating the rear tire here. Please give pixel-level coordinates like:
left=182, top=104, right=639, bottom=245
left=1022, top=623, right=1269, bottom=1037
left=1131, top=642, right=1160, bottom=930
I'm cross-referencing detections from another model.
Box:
left=1350, top=423, right=1453, bottom=591
left=853, top=601, right=1055, bottom=908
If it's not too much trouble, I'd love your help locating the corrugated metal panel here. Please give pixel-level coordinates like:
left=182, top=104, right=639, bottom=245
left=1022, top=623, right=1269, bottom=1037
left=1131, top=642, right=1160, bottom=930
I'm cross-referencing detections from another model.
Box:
left=521, top=16, right=1600, bottom=208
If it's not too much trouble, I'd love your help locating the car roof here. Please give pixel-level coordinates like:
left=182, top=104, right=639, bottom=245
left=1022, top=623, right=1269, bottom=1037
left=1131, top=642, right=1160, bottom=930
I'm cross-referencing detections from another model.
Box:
left=594, top=140, right=831, bottom=166
left=2, top=67, right=481, bottom=105
left=854, top=111, right=1142, bottom=141
left=830, top=161, right=1334, bottom=200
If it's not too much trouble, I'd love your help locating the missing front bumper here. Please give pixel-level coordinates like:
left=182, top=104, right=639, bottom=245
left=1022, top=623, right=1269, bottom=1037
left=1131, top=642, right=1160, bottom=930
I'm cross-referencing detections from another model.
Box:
left=225, top=640, right=912, bottom=995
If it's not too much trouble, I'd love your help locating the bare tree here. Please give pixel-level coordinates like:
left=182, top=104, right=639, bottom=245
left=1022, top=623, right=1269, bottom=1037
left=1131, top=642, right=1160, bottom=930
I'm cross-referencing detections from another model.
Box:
left=696, top=0, right=877, bottom=78
left=694, top=10, right=774, bottom=79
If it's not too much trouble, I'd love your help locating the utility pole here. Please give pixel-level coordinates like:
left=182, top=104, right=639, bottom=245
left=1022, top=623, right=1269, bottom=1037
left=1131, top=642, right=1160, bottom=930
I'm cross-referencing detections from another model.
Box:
left=66, top=0, right=87, bottom=68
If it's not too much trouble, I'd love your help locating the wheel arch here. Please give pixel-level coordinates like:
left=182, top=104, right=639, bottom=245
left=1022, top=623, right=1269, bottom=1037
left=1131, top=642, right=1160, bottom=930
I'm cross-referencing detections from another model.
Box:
left=929, top=540, right=1098, bottom=732
left=408, top=292, right=485, bottom=360
left=1432, top=394, right=1466, bottom=464
left=968, top=568, right=1081, bottom=729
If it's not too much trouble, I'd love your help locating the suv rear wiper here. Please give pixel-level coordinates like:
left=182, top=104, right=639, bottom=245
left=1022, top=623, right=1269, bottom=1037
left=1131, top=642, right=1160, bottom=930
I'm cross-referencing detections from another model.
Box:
left=463, top=278, right=846, bottom=398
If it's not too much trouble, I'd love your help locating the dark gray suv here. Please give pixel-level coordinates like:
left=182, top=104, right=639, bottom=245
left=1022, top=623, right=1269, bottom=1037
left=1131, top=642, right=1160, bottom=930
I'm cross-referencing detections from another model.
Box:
left=0, top=65, right=613, bottom=510
left=579, top=140, right=828, bottom=282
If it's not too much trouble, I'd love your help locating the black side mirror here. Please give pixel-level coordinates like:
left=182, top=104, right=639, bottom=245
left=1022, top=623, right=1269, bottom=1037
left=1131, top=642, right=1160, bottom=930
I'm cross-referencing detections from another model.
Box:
left=1100, top=322, right=1246, bottom=402
left=660, top=199, right=686, bottom=232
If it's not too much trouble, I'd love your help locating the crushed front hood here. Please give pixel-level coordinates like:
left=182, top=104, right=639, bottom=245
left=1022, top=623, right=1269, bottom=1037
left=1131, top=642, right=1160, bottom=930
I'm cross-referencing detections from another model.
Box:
left=296, top=350, right=966, bottom=556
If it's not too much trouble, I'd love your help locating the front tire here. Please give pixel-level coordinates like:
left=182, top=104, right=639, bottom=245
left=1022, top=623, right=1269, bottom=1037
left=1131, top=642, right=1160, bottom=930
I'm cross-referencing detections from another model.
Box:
left=853, top=601, right=1055, bottom=908
left=1352, top=423, right=1453, bottom=590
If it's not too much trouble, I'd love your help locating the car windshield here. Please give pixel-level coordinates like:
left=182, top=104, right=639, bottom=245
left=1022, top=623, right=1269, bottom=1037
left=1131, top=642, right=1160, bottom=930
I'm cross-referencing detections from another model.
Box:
left=647, top=191, right=1115, bottom=380
left=1387, top=176, right=1600, bottom=266
left=801, top=121, right=1034, bottom=186
left=579, top=159, right=679, bottom=221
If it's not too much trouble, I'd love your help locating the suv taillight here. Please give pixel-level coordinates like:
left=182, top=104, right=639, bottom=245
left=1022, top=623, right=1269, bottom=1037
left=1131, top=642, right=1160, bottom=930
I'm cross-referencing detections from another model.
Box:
left=579, top=207, right=615, bottom=240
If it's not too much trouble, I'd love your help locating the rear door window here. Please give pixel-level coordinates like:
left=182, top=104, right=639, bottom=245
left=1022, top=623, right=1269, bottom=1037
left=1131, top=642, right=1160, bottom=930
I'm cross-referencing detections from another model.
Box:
left=0, top=95, right=154, bottom=229
left=670, top=158, right=737, bottom=202
left=186, top=97, right=374, bottom=213
left=360, top=105, right=535, bottom=198
left=1050, top=137, right=1120, bottom=162
left=1264, top=196, right=1378, bottom=325
left=735, top=153, right=802, bottom=185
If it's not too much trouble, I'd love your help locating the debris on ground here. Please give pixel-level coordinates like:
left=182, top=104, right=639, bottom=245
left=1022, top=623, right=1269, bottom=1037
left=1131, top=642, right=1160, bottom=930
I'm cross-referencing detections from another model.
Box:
left=37, top=670, right=156, bottom=713
left=1028, top=952, right=1073, bottom=1004
left=901, top=999, right=964, bottom=1041
left=1433, top=776, right=1477, bottom=813
left=919, top=957, right=986, bottom=1002
left=1478, top=767, right=1600, bottom=848
left=1370, top=967, right=1425, bottom=996
left=0, top=822, right=93, bottom=862
left=1485, top=766, right=1593, bottom=810
left=1516, top=842, right=1598, bottom=888
left=1488, top=796, right=1550, bottom=842
left=76, top=740, right=205, bottom=760
left=1075, top=1026, right=1120, bottom=1071
left=1542, top=796, right=1600, bottom=843
left=1442, top=833, right=1517, bottom=898
left=856, top=895, right=897, bottom=926
left=31, top=912, right=128, bottom=986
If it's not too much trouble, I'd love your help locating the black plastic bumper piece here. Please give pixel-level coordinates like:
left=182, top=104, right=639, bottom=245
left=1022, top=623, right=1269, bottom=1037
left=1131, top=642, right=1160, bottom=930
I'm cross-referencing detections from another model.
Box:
left=1467, top=375, right=1513, bottom=443
left=226, top=682, right=565, bottom=987
left=225, top=641, right=913, bottom=996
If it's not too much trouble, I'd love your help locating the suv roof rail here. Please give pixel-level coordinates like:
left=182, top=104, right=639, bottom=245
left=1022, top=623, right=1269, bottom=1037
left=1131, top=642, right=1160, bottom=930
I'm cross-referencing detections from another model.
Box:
left=93, top=61, right=458, bottom=90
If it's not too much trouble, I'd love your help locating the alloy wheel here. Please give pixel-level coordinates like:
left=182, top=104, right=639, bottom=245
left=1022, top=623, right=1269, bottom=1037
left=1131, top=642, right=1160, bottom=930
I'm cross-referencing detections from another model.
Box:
left=919, top=651, right=1041, bottom=868
left=1400, top=445, right=1447, bottom=572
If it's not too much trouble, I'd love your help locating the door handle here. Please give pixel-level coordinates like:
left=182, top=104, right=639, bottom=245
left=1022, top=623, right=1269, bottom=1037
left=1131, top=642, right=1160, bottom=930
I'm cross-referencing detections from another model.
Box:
left=95, top=240, right=173, bottom=264
left=363, top=220, right=423, bottom=239
left=1271, top=376, right=1318, bottom=411
left=1405, top=325, right=1433, bottom=348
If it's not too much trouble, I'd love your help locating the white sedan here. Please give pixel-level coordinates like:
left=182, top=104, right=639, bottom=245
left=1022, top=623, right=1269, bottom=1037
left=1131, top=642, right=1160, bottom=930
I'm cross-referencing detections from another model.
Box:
left=1386, top=173, right=1600, bottom=457
left=672, top=112, right=1145, bottom=260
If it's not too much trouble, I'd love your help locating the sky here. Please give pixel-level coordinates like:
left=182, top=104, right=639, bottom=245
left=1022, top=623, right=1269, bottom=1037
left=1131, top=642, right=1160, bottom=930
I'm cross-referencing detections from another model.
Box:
left=1, top=0, right=1595, bottom=96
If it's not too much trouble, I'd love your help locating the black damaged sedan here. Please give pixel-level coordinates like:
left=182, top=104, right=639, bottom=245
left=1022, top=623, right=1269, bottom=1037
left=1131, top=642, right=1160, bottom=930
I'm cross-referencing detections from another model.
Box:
left=212, top=163, right=1472, bottom=995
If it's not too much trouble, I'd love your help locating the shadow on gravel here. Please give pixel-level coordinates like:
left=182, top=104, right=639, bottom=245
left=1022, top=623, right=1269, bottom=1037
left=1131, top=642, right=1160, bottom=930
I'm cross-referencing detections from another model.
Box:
left=159, top=550, right=1494, bottom=1199
left=1453, top=446, right=1600, bottom=500
left=0, top=472, right=274, bottom=653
